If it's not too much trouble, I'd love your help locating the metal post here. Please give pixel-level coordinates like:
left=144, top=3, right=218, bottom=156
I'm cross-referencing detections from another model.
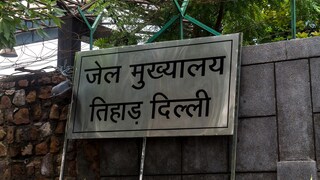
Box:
left=78, top=7, right=103, bottom=50
left=230, top=119, right=238, bottom=180
left=59, top=108, right=72, bottom=180
left=59, top=138, right=68, bottom=180
left=184, top=15, right=221, bottom=36
left=230, top=43, right=242, bottom=180
left=291, top=0, right=296, bottom=39
left=139, top=137, right=147, bottom=180
left=147, top=0, right=220, bottom=43
left=179, top=15, right=184, bottom=40
left=90, top=31, right=94, bottom=50
left=147, top=15, right=180, bottom=43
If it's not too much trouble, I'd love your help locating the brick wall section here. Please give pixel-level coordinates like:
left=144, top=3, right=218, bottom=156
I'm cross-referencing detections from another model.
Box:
left=0, top=72, right=76, bottom=180
left=1, top=37, right=320, bottom=180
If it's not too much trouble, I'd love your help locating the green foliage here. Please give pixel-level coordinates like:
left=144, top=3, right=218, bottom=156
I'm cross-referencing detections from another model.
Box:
left=0, top=16, right=18, bottom=49
left=94, top=32, right=139, bottom=48
left=0, top=0, right=63, bottom=49
left=1, top=0, right=319, bottom=49
left=223, top=0, right=320, bottom=44
left=311, top=31, right=320, bottom=36
left=296, top=32, right=309, bottom=38
left=90, top=0, right=156, bottom=47
left=91, top=0, right=320, bottom=47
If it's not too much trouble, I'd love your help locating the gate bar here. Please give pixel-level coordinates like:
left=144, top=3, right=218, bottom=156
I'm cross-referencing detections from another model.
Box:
left=139, top=137, right=147, bottom=180
left=291, top=0, right=296, bottom=39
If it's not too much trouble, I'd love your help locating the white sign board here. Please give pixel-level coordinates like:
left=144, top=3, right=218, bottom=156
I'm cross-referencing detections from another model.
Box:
left=68, top=33, right=241, bottom=139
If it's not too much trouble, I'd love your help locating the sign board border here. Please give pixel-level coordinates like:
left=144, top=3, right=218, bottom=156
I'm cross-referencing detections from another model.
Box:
left=68, top=33, right=241, bottom=139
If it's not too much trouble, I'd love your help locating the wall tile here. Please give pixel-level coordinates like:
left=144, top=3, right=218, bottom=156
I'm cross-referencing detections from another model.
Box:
left=100, top=139, right=140, bottom=176
left=239, top=63, right=275, bottom=117
left=144, top=137, right=181, bottom=175
left=241, top=41, right=286, bottom=65
left=276, top=60, right=314, bottom=160
left=236, top=117, right=278, bottom=171
left=310, top=58, right=320, bottom=112
left=182, top=136, right=228, bottom=173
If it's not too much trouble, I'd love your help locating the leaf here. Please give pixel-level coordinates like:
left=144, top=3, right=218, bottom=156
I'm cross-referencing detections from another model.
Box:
left=36, top=28, right=49, bottom=38
left=51, top=16, right=61, bottom=27
left=311, top=31, right=320, bottom=36
left=296, top=32, right=309, bottom=38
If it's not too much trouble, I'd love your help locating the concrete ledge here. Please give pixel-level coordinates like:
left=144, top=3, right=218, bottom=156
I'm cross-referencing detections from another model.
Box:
left=242, top=37, right=320, bottom=65
left=277, top=161, right=317, bottom=180
left=242, top=41, right=286, bottom=65
left=286, top=37, right=320, bottom=60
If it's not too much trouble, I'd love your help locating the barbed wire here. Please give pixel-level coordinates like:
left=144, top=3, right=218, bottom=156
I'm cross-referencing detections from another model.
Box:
left=0, top=29, right=94, bottom=78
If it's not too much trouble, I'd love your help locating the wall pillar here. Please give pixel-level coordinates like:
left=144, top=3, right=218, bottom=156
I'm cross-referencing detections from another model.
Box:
left=57, top=16, right=82, bottom=67
left=275, top=59, right=317, bottom=179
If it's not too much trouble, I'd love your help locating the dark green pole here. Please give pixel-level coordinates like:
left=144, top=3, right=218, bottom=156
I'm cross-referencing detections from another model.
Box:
left=179, top=15, right=184, bottom=40
left=291, top=0, right=296, bottom=39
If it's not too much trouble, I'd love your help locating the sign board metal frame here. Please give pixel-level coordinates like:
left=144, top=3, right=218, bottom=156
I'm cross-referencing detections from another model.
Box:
left=67, top=33, right=241, bottom=139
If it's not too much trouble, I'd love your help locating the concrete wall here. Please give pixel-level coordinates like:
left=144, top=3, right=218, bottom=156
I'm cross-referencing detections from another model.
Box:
left=1, top=37, right=320, bottom=179
left=239, top=37, right=320, bottom=180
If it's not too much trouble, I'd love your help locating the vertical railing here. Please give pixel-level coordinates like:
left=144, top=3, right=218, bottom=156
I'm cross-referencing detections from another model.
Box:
left=78, top=7, right=103, bottom=50
left=291, top=0, right=296, bottom=39
left=142, top=1, right=225, bottom=180
left=147, top=0, right=220, bottom=43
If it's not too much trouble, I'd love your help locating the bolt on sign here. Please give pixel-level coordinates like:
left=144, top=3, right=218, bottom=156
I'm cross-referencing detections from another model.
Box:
left=68, top=33, right=242, bottom=139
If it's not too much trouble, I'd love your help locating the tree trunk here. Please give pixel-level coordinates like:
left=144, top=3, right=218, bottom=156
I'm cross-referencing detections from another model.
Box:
left=214, top=2, right=224, bottom=33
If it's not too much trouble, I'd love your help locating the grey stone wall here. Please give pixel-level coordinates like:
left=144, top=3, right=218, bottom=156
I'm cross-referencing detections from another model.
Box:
left=240, top=37, right=320, bottom=180
left=1, top=37, right=320, bottom=180
left=75, top=37, right=320, bottom=180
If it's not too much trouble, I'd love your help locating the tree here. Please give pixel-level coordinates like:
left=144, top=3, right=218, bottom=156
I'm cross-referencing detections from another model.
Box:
left=222, top=0, right=320, bottom=44
left=1, top=0, right=319, bottom=49
left=0, top=0, right=63, bottom=49
left=92, top=0, right=320, bottom=47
